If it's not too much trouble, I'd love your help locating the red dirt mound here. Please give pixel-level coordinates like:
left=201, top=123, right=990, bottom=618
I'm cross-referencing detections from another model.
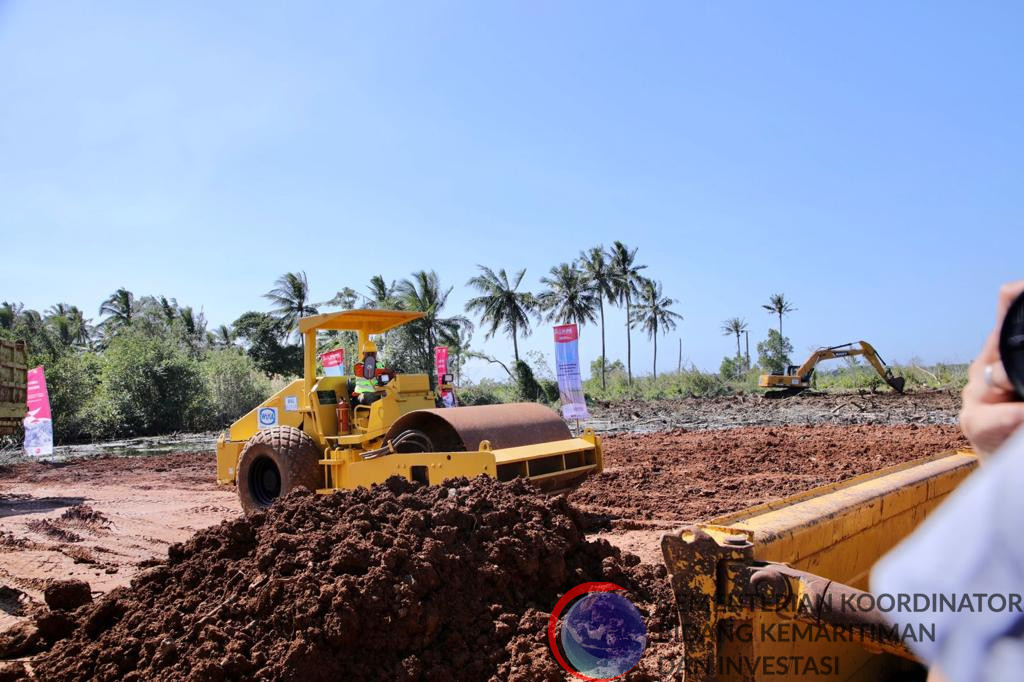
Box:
left=33, top=478, right=679, bottom=681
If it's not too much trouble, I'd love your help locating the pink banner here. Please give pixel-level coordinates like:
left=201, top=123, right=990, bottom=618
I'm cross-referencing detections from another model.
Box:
left=435, top=346, right=457, bottom=407
left=434, top=346, right=449, bottom=381
left=319, top=348, right=346, bottom=377
left=24, top=366, right=53, bottom=456
left=26, top=367, right=51, bottom=420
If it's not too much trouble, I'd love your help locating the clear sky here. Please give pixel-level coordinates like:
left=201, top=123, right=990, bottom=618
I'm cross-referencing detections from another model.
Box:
left=1, top=2, right=1021, bottom=381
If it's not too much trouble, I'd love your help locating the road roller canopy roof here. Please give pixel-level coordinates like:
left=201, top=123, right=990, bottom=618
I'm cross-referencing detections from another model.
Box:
left=298, top=309, right=425, bottom=335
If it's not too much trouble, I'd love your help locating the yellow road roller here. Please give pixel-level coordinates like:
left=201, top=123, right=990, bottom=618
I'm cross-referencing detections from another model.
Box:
left=216, top=309, right=602, bottom=512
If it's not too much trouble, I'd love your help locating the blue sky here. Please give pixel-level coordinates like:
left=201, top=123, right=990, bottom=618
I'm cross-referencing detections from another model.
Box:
left=1, top=2, right=1021, bottom=380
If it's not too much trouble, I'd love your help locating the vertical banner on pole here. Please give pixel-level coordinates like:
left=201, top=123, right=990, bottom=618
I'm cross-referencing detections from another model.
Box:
left=434, top=346, right=457, bottom=407
left=434, top=346, right=449, bottom=382
left=553, top=324, right=589, bottom=420
left=320, top=348, right=346, bottom=377
left=23, top=366, right=53, bottom=457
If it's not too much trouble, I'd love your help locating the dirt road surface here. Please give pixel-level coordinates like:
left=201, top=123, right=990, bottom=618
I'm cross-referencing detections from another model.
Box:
left=0, top=453, right=237, bottom=631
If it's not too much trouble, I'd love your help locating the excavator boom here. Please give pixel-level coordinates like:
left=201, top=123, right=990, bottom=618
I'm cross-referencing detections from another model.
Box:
left=759, top=340, right=905, bottom=395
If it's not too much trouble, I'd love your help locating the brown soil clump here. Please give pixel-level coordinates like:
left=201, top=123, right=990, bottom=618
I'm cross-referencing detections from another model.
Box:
left=43, top=579, right=92, bottom=612
left=33, top=478, right=680, bottom=681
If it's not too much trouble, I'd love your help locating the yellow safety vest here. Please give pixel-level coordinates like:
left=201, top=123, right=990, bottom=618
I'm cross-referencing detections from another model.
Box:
left=353, top=377, right=377, bottom=395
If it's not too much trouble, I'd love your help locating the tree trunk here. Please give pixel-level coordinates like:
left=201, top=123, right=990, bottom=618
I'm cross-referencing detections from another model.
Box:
left=778, top=313, right=783, bottom=335
left=735, top=333, right=741, bottom=357
left=599, top=297, right=606, bottom=389
left=653, top=326, right=658, bottom=379
left=625, top=295, right=633, bottom=385
left=512, top=321, right=520, bottom=364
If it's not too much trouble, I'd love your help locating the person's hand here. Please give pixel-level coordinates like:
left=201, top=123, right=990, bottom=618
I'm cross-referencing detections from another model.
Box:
left=959, top=280, right=1024, bottom=456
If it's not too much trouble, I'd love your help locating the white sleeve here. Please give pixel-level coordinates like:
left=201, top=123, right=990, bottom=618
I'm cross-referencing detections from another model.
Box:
left=871, top=427, right=1024, bottom=682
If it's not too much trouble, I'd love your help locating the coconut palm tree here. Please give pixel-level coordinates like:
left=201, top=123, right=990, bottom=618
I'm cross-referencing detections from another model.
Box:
left=465, top=266, right=536, bottom=364
left=0, top=302, right=23, bottom=330
left=577, top=246, right=620, bottom=389
left=45, top=304, right=90, bottom=348
left=99, top=288, right=137, bottom=332
left=366, top=275, right=401, bottom=309
left=721, top=318, right=748, bottom=358
left=609, top=241, right=647, bottom=384
left=321, top=287, right=360, bottom=310
left=537, top=263, right=599, bottom=327
left=633, top=279, right=683, bottom=378
left=210, top=324, right=235, bottom=348
left=178, top=306, right=207, bottom=349
left=397, top=271, right=472, bottom=383
left=762, top=293, right=796, bottom=336
left=265, top=272, right=318, bottom=349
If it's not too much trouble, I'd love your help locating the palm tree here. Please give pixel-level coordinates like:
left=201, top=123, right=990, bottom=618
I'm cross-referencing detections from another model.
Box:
left=577, top=246, right=620, bottom=389
left=210, top=324, right=235, bottom=348
left=321, top=287, right=360, bottom=310
left=397, top=271, right=472, bottom=384
left=366, top=275, right=401, bottom=309
left=537, top=263, right=599, bottom=327
left=178, top=306, right=207, bottom=344
left=265, top=272, right=318, bottom=349
left=609, top=241, right=647, bottom=384
left=0, top=302, right=23, bottom=330
left=99, top=288, right=137, bottom=332
left=721, top=318, right=748, bottom=358
left=762, top=293, right=796, bottom=335
left=46, top=304, right=90, bottom=348
left=632, top=279, right=683, bottom=378
left=465, top=266, right=536, bottom=364
left=157, top=296, right=178, bottom=324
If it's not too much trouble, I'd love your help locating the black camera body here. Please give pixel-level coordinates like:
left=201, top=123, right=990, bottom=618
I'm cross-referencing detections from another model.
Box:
left=1001, top=291, right=1024, bottom=398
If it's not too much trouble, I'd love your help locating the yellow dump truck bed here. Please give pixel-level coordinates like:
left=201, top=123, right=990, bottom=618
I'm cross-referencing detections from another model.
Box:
left=0, top=340, right=27, bottom=435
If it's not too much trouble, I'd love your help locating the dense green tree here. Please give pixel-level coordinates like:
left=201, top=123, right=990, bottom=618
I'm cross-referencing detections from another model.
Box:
left=232, top=311, right=301, bottom=377
left=757, top=328, right=794, bottom=374
left=465, top=266, right=536, bottom=364
left=609, top=241, right=647, bottom=384
left=88, top=329, right=207, bottom=437
left=632, top=279, right=683, bottom=378
left=201, top=349, right=272, bottom=428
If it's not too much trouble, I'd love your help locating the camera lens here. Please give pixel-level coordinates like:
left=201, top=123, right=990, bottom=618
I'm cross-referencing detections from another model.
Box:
left=1001, top=291, right=1024, bottom=399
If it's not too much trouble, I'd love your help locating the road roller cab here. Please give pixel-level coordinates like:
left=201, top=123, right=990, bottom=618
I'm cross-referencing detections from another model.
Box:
left=216, top=309, right=603, bottom=512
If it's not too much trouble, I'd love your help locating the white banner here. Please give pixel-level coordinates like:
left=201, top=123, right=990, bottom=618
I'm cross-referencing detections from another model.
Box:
left=554, top=324, right=589, bottom=420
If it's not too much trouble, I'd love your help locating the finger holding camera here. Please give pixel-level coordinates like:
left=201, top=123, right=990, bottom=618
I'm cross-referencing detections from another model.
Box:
left=959, top=280, right=1024, bottom=456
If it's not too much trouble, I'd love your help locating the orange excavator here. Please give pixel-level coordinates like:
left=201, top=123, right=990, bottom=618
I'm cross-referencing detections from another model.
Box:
left=759, top=340, right=906, bottom=397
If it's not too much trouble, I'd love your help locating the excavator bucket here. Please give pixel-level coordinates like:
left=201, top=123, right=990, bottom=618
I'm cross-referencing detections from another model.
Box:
left=888, top=375, right=906, bottom=393
left=383, top=403, right=602, bottom=492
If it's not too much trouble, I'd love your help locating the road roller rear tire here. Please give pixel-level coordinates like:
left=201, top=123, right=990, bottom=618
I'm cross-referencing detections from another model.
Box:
left=236, top=426, right=321, bottom=514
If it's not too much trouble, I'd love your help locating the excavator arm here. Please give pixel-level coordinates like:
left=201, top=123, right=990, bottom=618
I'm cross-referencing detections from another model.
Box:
left=760, top=341, right=905, bottom=394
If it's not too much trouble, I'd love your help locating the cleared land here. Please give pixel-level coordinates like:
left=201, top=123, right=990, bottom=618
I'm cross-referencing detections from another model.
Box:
left=0, top=392, right=967, bottom=678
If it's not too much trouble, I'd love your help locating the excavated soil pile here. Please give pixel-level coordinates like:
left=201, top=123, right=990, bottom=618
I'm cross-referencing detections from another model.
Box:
left=32, top=477, right=679, bottom=682
left=570, top=423, right=968, bottom=522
